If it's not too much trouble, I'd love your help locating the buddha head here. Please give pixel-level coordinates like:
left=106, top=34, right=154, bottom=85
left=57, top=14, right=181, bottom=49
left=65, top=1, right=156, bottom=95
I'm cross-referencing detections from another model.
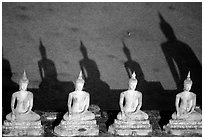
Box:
left=184, top=71, right=192, bottom=91
left=129, top=72, right=138, bottom=90
left=75, top=71, right=85, bottom=91
left=19, top=70, right=29, bottom=91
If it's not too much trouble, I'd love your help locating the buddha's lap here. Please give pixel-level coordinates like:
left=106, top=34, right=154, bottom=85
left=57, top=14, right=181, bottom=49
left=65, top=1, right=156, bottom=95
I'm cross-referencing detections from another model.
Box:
left=117, top=110, right=148, bottom=120
left=63, top=111, right=95, bottom=120
left=6, top=111, right=40, bottom=121
left=172, top=111, right=201, bottom=120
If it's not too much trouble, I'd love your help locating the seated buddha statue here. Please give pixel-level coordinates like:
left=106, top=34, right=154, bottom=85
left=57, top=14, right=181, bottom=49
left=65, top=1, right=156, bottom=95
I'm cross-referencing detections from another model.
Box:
left=63, top=71, right=95, bottom=121
left=6, top=70, right=40, bottom=122
left=117, top=72, right=148, bottom=121
left=172, top=72, right=202, bottom=121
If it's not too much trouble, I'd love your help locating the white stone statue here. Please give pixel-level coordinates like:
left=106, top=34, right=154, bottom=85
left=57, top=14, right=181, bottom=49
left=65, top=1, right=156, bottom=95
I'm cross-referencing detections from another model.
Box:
left=172, top=72, right=202, bottom=121
left=63, top=71, right=95, bottom=121
left=117, top=72, right=148, bottom=121
left=6, top=70, right=40, bottom=122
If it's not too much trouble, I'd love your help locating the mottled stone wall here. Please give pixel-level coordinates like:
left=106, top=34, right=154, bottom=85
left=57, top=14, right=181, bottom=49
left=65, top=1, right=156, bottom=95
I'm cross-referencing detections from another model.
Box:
left=3, top=2, right=202, bottom=90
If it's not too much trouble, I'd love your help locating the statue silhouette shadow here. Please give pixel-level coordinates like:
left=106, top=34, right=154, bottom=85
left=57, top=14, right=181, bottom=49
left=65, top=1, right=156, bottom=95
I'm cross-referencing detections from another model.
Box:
left=79, top=41, right=112, bottom=111
left=2, top=57, right=19, bottom=120
left=158, top=12, right=202, bottom=129
left=122, top=41, right=165, bottom=110
left=122, top=41, right=179, bottom=130
left=35, top=39, right=74, bottom=112
left=159, top=12, right=202, bottom=106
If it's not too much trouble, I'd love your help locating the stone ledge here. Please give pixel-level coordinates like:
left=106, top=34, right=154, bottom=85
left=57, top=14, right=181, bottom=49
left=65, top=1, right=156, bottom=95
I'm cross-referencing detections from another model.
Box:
left=115, top=119, right=150, bottom=124
left=61, top=119, right=97, bottom=125
left=3, top=126, right=44, bottom=137
left=54, top=124, right=99, bottom=136
left=169, top=119, right=202, bottom=125
left=2, top=119, right=44, bottom=137
left=108, top=124, right=152, bottom=136
left=164, top=125, right=202, bottom=136
left=3, top=120, right=42, bottom=126
left=166, top=124, right=202, bottom=129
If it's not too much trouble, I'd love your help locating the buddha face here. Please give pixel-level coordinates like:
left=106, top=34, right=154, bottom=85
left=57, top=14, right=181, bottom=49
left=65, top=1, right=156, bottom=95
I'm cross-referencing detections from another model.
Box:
left=184, top=83, right=192, bottom=91
left=20, top=82, right=28, bottom=91
left=129, top=81, right=137, bottom=90
left=76, top=82, right=84, bottom=91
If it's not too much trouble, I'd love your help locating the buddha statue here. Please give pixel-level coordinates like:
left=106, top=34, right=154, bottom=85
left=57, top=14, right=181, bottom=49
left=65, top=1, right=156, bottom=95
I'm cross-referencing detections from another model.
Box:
left=108, top=72, right=152, bottom=136
left=164, top=72, right=202, bottom=136
left=54, top=71, right=99, bottom=136
left=63, top=71, right=95, bottom=121
left=117, top=72, right=148, bottom=121
left=171, top=72, right=202, bottom=121
left=6, top=70, right=40, bottom=122
left=3, top=70, right=43, bottom=136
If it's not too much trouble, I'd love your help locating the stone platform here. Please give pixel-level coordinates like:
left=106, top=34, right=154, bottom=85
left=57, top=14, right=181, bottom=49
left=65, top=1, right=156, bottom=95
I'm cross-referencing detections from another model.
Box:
left=2, top=120, right=44, bottom=136
left=164, top=119, right=202, bottom=136
left=108, top=119, right=152, bottom=136
left=2, top=110, right=202, bottom=137
left=54, top=119, right=99, bottom=136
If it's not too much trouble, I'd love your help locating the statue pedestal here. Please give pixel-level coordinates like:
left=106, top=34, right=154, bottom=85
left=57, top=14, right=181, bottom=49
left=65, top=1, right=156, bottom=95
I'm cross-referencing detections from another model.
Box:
left=164, top=119, right=202, bottom=136
left=2, top=120, right=44, bottom=136
left=54, top=119, right=99, bottom=136
left=108, top=119, right=152, bottom=136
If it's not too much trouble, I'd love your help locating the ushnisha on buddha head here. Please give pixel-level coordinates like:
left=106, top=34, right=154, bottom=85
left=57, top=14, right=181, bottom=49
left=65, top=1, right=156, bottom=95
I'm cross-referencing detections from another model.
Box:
left=75, top=71, right=84, bottom=91
left=19, top=70, right=29, bottom=91
left=183, top=71, right=192, bottom=92
left=129, top=72, right=138, bottom=90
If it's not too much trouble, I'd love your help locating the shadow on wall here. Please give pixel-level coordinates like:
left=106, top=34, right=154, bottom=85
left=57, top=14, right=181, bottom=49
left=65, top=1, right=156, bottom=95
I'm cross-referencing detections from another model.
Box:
left=79, top=41, right=112, bottom=111
left=158, top=12, right=202, bottom=130
left=2, top=57, right=19, bottom=119
left=159, top=12, right=202, bottom=107
left=122, top=41, right=165, bottom=110
left=36, top=39, right=74, bottom=111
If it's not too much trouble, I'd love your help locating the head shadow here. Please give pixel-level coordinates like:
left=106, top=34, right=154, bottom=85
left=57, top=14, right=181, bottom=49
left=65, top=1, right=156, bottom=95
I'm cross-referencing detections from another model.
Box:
left=36, top=38, right=74, bottom=111
left=123, top=41, right=145, bottom=81
left=122, top=41, right=166, bottom=110
left=79, top=40, right=111, bottom=111
left=38, top=38, right=58, bottom=84
left=159, top=12, right=202, bottom=106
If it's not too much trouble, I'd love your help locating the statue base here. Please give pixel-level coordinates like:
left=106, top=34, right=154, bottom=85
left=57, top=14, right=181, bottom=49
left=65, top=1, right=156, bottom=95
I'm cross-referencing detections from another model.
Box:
left=164, top=119, right=202, bottom=136
left=108, top=119, right=152, bottom=136
left=2, top=120, right=44, bottom=136
left=54, top=119, right=99, bottom=136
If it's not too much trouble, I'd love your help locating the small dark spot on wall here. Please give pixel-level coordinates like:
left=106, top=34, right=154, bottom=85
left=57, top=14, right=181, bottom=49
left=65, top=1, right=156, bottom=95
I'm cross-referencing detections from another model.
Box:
left=152, top=68, right=160, bottom=73
left=107, top=54, right=117, bottom=60
left=18, top=6, right=28, bottom=11
left=70, top=27, right=79, bottom=32
left=15, top=14, right=31, bottom=22
left=187, top=25, right=193, bottom=31
left=168, top=5, right=175, bottom=11
left=47, top=8, right=54, bottom=12
left=19, top=45, right=26, bottom=49
left=63, top=61, right=69, bottom=65
left=119, top=60, right=125, bottom=64
left=145, top=2, right=152, bottom=7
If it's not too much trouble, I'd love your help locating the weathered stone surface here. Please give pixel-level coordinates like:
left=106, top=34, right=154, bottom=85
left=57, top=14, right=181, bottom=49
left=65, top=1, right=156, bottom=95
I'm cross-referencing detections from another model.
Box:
left=114, top=119, right=150, bottom=124
left=54, top=119, right=99, bottom=136
left=164, top=119, right=202, bottom=136
left=2, top=120, right=44, bottom=136
left=108, top=119, right=152, bottom=136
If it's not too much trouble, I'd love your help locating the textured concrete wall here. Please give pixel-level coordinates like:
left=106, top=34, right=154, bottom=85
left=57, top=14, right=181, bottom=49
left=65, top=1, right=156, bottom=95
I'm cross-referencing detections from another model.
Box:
left=3, top=2, right=202, bottom=90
